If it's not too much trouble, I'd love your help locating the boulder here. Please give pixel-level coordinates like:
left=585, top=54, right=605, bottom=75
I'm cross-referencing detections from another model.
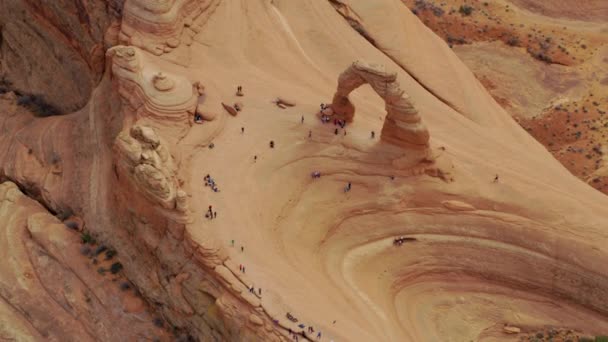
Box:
left=222, top=103, right=238, bottom=116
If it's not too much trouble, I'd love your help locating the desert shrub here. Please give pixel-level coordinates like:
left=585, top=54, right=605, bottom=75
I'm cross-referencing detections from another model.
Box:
left=94, top=245, right=107, bottom=256
left=536, top=52, right=553, bottom=63
left=56, top=207, right=73, bottom=221
left=0, top=76, right=11, bottom=94
left=459, top=5, right=473, bottom=16
left=64, top=221, right=79, bottom=230
left=80, top=245, right=92, bottom=256
left=506, top=37, right=519, bottom=46
left=110, top=262, right=123, bottom=274
left=81, top=231, right=95, bottom=244
left=596, top=336, right=608, bottom=342
left=16, top=94, right=60, bottom=117
left=105, top=249, right=117, bottom=260
left=153, top=318, right=164, bottom=328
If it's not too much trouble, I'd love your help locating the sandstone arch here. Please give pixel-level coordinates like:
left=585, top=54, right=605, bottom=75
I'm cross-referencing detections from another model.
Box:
left=330, top=61, right=430, bottom=151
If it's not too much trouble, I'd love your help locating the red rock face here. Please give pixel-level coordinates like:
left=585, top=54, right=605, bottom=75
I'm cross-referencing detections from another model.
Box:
left=0, top=0, right=124, bottom=113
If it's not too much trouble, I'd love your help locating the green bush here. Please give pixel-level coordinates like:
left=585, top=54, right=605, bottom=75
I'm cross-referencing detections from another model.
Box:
left=596, top=336, right=608, bottom=342
left=81, top=232, right=95, bottom=245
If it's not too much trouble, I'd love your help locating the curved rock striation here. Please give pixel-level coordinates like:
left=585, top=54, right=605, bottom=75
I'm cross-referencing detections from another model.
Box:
left=107, top=45, right=197, bottom=140
left=330, top=61, right=430, bottom=152
left=119, top=0, right=220, bottom=61
left=0, top=182, right=170, bottom=341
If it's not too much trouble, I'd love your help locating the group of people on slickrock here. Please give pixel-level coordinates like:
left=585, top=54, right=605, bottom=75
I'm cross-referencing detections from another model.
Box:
left=196, top=86, right=356, bottom=341
left=204, top=174, right=220, bottom=192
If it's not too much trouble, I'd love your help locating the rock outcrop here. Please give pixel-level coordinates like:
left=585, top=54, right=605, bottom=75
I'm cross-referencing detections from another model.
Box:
left=119, top=0, right=220, bottom=63
left=114, top=125, right=188, bottom=215
left=0, top=182, right=170, bottom=341
left=107, top=45, right=197, bottom=140
left=0, top=0, right=123, bottom=113
left=330, top=60, right=430, bottom=152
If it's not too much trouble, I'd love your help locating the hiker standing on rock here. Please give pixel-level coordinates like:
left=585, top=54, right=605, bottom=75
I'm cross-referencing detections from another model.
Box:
left=301, top=115, right=304, bottom=124
left=371, top=131, right=375, bottom=139
left=493, top=174, right=499, bottom=183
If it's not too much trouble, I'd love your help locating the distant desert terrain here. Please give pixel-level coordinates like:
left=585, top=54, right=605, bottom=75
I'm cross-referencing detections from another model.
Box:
left=403, top=0, right=608, bottom=194
left=0, top=0, right=607, bottom=341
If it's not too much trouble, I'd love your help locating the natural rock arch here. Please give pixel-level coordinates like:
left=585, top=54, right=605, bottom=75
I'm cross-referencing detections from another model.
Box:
left=329, top=61, right=430, bottom=151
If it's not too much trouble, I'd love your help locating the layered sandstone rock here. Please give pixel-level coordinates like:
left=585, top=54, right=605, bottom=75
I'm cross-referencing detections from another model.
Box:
left=119, top=0, right=220, bottom=62
left=107, top=45, right=197, bottom=140
left=330, top=61, right=430, bottom=151
left=114, top=124, right=189, bottom=215
left=0, top=0, right=123, bottom=113
left=0, top=182, right=170, bottom=341
left=2, top=0, right=608, bottom=341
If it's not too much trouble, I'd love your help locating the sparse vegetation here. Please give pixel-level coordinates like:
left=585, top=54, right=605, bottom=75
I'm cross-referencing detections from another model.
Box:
left=56, top=207, right=74, bottom=221
left=506, top=37, right=519, bottom=46
left=94, top=245, right=107, bottom=256
left=153, top=318, right=164, bottom=328
left=0, top=76, right=11, bottom=94
left=110, top=262, right=123, bottom=274
left=105, top=249, right=117, bottom=260
left=459, top=5, right=473, bottom=16
left=16, top=94, right=61, bottom=117
left=81, top=231, right=96, bottom=244
left=596, top=336, right=608, bottom=342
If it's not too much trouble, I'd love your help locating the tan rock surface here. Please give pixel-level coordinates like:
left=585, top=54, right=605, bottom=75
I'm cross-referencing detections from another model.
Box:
left=0, top=0, right=608, bottom=341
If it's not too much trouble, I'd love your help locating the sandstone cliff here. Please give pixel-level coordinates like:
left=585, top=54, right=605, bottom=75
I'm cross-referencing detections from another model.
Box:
left=0, top=0, right=123, bottom=113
